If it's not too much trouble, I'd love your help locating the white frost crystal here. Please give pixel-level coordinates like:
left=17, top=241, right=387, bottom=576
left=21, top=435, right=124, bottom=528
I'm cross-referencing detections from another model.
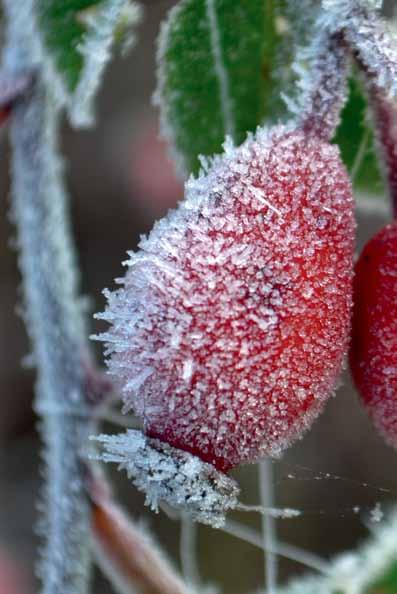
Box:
left=321, top=0, right=397, bottom=98
left=91, top=429, right=240, bottom=528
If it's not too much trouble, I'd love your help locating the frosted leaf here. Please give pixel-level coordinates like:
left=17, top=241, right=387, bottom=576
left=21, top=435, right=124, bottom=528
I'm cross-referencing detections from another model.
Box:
left=155, top=0, right=283, bottom=177
left=36, top=0, right=142, bottom=126
left=95, top=125, right=355, bottom=472
left=91, top=429, right=240, bottom=528
left=2, top=0, right=142, bottom=126
left=155, top=0, right=321, bottom=177
left=278, top=510, right=397, bottom=594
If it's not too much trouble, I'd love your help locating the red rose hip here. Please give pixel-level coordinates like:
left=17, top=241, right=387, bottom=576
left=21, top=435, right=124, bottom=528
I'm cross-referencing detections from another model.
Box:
left=97, top=126, right=355, bottom=472
left=350, top=221, right=397, bottom=447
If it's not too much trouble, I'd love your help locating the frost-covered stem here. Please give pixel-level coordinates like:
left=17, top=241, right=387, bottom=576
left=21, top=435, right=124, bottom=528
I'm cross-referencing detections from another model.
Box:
left=9, top=87, right=92, bottom=593
left=260, top=459, right=277, bottom=594
left=296, top=31, right=349, bottom=141
left=337, top=0, right=397, bottom=216
left=11, top=86, right=92, bottom=594
left=365, top=85, right=397, bottom=218
left=3, top=3, right=92, bottom=594
left=339, top=2, right=397, bottom=98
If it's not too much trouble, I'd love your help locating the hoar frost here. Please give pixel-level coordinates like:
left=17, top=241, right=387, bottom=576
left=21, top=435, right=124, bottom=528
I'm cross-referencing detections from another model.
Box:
left=91, top=430, right=239, bottom=527
left=94, top=125, right=355, bottom=474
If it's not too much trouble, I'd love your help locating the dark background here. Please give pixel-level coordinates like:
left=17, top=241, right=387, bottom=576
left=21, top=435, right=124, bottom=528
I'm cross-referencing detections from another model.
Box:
left=1, top=1, right=397, bottom=593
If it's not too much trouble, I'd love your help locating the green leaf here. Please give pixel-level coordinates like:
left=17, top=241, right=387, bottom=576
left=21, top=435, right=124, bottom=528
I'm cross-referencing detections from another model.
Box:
left=156, top=0, right=303, bottom=177
left=37, top=0, right=98, bottom=92
left=36, top=0, right=142, bottom=126
left=334, top=76, right=384, bottom=195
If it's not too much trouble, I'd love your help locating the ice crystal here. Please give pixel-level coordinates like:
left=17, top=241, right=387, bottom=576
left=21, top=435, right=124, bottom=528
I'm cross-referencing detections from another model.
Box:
left=322, top=0, right=397, bottom=98
left=94, top=125, right=355, bottom=472
left=91, top=430, right=240, bottom=527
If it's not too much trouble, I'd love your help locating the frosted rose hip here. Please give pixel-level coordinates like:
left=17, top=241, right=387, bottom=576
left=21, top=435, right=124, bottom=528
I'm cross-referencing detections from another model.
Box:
left=98, top=126, right=355, bottom=472
left=350, top=222, right=397, bottom=447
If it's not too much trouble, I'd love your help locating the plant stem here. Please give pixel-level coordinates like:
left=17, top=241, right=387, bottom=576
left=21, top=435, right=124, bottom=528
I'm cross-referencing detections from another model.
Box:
left=180, top=515, right=200, bottom=588
left=3, top=3, right=92, bottom=593
left=11, top=84, right=92, bottom=594
left=296, top=31, right=349, bottom=141
left=259, top=459, right=277, bottom=594
left=223, top=520, right=330, bottom=574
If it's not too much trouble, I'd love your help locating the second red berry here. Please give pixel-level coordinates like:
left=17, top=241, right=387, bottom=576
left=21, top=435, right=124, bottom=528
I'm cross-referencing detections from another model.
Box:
left=350, top=221, right=397, bottom=447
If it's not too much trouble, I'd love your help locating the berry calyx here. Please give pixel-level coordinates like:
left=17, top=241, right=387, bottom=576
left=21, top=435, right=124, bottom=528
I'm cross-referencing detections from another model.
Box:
left=97, top=125, right=355, bottom=472
left=350, top=221, right=397, bottom=447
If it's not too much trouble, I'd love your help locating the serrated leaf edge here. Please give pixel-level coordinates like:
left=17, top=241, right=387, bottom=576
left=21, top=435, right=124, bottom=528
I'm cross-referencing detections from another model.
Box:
left=35, top=0, right=142, bottom=127
left=70, top=0, right=142, bottom=126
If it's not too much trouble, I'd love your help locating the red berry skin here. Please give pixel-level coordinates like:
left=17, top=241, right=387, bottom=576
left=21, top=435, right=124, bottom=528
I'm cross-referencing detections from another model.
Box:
left=99, top=126, right=355, bottom=472
left=350, top=222, right=397, bottom=447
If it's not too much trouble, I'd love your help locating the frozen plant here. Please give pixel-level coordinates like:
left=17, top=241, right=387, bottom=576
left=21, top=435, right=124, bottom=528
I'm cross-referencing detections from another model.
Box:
left=2, top=1, right=397, bottom=594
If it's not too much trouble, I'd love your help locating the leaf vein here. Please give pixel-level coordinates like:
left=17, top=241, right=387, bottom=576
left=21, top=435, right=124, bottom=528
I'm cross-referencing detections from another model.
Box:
left=205, top=0, right=235, bottom=139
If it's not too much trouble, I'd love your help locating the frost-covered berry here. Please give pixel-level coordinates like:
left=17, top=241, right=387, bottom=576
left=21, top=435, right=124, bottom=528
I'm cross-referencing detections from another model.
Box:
left=350, top=222, right=397, bottom=447
left=97, top=125, right=355, bottom=472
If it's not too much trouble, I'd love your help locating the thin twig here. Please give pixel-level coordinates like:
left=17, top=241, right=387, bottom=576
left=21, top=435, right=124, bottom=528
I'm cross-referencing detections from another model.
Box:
left=223, top=520, right=330, bottom=575
left=350, top=127, right=370, bottom=185
left=180, top=515, right=201, bottom=588
left=2, top=2, right=93, bottom=593
left=293, top=30, right=349, bottom=141
left=259, top=459, right=277, bottom=594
